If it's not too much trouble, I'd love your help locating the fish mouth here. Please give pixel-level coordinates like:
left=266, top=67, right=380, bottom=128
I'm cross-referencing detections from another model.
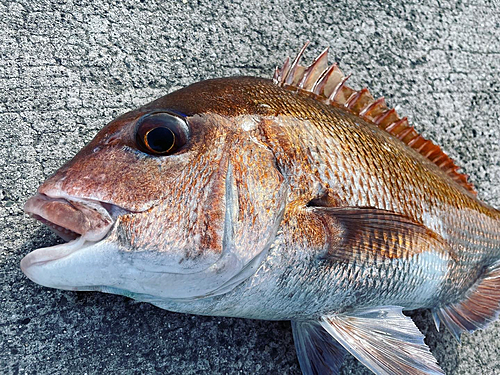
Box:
left=21, top=193, right=129, bottom=274
left=24, top=193, right=118, bottom=242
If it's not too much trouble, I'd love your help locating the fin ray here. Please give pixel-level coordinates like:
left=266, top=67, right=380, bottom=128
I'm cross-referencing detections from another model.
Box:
left=434, top=259, right=500, bottom=341
left=311, top=206, right=453, bottom=263
left=321, top=306, right=444, bottom=375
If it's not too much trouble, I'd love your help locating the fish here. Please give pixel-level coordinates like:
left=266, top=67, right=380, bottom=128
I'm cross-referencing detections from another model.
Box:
left=21, top=42, right=500, bottom=375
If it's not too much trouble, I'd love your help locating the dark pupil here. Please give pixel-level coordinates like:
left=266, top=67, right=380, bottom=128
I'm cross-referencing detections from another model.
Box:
left=146, top=127, right=175, bottom=153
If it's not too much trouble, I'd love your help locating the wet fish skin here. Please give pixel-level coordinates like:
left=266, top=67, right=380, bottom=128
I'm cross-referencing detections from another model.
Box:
left=22, top=68, right=500, bottom=373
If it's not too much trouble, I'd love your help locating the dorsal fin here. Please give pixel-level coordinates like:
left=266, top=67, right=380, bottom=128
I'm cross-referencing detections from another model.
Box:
left=273, top=43, right=476, bottom=195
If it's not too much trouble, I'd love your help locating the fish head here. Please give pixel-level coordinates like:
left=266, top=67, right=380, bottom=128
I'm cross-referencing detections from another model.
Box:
left=22, top=77, right=287, bottom=302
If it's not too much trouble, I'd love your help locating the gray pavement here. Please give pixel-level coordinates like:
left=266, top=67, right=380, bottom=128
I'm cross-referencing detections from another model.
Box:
left=1, top=0, right=499, bottom=374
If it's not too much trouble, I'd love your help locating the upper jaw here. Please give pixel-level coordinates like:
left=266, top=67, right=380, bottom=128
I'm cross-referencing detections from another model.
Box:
left=24, top=193, right=117, bottom=242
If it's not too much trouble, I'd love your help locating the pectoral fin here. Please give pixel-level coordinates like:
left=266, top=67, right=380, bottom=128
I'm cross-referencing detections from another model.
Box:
left=318, top=306, right=444, bottom=375
left=311, top=207, right=454, bottom=263
left=291, top=320, right=347, bottom=375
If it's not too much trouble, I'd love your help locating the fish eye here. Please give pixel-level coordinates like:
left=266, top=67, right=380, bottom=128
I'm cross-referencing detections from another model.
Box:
left=136, top=112, right=188, bottom=155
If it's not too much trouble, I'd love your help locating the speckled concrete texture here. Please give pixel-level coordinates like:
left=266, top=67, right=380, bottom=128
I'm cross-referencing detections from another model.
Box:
left=1, top=1, right=499, bottom=374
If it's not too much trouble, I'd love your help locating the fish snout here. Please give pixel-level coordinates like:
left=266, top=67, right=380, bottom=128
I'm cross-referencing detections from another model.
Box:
left=24, top=193, right=114, bottom=242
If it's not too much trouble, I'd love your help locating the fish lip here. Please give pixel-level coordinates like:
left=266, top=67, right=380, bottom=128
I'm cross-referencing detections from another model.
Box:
left=20, top=236, right=93, bottom=277
left=24, top=193, right=132, bottom=243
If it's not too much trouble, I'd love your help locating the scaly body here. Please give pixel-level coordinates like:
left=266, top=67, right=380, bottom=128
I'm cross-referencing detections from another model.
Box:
left=133, top=77, right=500, bottom=320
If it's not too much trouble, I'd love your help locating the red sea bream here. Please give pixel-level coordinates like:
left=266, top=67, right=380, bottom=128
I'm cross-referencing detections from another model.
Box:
left=22, top=44, right=500, bottom=375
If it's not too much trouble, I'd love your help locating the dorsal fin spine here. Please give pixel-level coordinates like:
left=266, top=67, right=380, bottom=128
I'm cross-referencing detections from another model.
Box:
left=299, top=47, right=329, bottom=90
left=328, top=74, right=351, bottom=104
left=407, top=135, right=422, bottom=147
left=396, top=126, right=413, bottom=141
left=273, top=66, right=280, bottom=82
left=284, top=42, right=309, bottom=85
left=432, top=154, right=447, bottom=164
left=374, top=108, right=396, bottom=126
left=440, top=160, right=453, bottom=169
left=312, top=64, right=337, bottom=95
left=346, top=88, right=370, bottom=110
left=279, top=57, right=291, bottom=83
left=273, top=43, right=476, bottom=195
left=359, top=96, right=384, bottom=117
left=385, top=117, right=407, bottom=133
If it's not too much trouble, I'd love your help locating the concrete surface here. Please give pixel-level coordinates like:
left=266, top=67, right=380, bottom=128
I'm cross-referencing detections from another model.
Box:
left=1, top=0, right=499, bottom=374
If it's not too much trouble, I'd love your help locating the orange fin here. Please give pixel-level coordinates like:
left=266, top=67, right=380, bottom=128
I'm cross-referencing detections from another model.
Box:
left=433, top=260, right=500, bottom=342
left=273, top=43, right=476, bottom=195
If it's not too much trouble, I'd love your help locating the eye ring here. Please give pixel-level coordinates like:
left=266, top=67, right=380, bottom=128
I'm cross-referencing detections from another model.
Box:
left=135, top=112, right=188, bottom=155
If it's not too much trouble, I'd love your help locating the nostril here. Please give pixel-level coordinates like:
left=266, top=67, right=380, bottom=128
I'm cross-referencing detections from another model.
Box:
left=104, top=133, right=122, bottom=146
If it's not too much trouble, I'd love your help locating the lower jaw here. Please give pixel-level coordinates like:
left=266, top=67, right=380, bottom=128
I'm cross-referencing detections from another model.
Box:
left=20, top=236, right=93, bottom=273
